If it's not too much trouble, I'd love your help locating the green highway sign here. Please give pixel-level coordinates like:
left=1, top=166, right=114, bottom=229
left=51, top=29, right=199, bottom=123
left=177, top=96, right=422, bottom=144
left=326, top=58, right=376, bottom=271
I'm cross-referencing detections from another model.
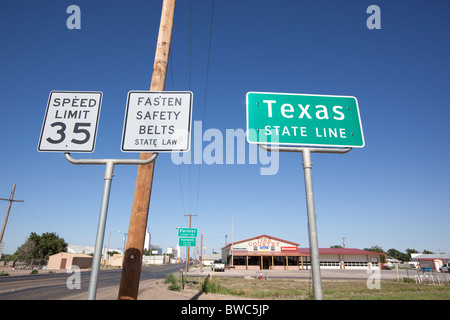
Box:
left=178, top=228, right=197, bottom=238
left=178, top=237, right=196, bottom=247
left=246, top=92, right=364, bottom=148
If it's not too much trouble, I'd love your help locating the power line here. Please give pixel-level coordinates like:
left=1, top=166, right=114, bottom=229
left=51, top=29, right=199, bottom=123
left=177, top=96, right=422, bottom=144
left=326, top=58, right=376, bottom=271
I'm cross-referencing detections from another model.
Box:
left=195, top=0, right=215, bottom=214
left=172, top=0, right=215, bottom=215
left=169, top=46, right=188, bottom=215
left=21, top=203, right=53, bottom=231
left=188, top=0, right=192, bottom=213
left=200, top=0, right=215, bottom=125
left=189, top=0, right=192, bottom=92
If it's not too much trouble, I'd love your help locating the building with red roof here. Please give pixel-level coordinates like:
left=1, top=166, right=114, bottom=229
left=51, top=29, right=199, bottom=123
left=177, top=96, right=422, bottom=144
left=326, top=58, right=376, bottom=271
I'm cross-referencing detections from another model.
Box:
left=221, top=234, right=385, bottom=271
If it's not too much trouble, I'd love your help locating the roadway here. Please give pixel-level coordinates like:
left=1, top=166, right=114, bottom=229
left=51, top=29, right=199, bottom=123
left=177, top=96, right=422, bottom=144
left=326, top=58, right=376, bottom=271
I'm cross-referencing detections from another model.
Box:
left=0, top=263, right=184, bottom=300
left=1, top=264, right=448, bottom=300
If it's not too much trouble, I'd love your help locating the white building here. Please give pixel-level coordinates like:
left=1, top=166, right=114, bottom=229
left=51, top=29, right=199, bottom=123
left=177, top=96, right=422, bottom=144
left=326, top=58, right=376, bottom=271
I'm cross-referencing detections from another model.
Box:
left=202, top=253, right=221, bottom=266
left=67, top=244, right=95, bottom=255
left=166, top=246, right=181, bottom=259
left=144, top=228, right=150, bottom=251
left=411, top=253, right=450, bottom=271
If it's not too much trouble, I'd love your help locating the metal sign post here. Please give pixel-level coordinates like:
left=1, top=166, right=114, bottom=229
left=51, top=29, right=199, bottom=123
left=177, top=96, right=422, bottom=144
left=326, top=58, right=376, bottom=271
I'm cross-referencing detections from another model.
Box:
left=247, top=91, right=364, bottom=300
left=64, top=152, right=158, bottom=300
left=37, top=90, right=163, bottom=299
left=177, top=227, right=197, bottom=289
left=260, top=144, right=351, bottom=300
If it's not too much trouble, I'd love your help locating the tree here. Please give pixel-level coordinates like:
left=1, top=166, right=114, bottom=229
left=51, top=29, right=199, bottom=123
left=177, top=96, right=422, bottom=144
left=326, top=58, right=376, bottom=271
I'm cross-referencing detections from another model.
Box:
left=387, top=248, right=411, bottom=262
left=363, top=245, right=384, bottom=253
left=405, top=248, right=419, bottom=260
left=387, top=248, right=402, bottom=260
left=14, top=232, right=67, bottom=260
left=364, top=245, right=385, bottom=262
left=406, top=248, right=419, bottom=255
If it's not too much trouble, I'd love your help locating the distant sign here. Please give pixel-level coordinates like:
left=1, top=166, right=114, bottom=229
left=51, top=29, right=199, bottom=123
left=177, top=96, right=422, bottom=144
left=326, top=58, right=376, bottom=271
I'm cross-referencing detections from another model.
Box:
left=178, top=237, right=196, bottom=247
left=281, top=247, right=298, bottom=251
left=121, top=91, right=193, bottom=152
left=178, top=228, right=197, bottom=238
left=246, top=92, right=364, bottom=148
left=38, top=91, right=102, bottom=152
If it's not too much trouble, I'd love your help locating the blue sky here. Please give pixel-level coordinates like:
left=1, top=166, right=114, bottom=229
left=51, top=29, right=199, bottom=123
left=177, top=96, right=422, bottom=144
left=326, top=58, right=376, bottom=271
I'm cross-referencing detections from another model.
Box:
left=1, top=0, right=449, bottom=257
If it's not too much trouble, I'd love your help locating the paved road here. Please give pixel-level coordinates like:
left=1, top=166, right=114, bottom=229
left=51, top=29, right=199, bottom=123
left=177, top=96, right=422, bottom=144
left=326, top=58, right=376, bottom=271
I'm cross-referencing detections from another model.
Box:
left=1, top=265, right=448, bottom=300
left=0, top=263, right=184, bottom=300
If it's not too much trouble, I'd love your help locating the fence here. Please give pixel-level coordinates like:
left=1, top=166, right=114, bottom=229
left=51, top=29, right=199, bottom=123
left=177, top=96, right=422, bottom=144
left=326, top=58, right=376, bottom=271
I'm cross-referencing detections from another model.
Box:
left=0, top=259, right=48, bottom=270
left=402, top=268, right=449, bottom=285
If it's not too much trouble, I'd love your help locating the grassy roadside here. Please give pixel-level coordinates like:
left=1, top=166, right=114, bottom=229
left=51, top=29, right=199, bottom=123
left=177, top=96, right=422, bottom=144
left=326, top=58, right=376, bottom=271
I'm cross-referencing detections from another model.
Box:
left=183, top=276, right=450, bottom=300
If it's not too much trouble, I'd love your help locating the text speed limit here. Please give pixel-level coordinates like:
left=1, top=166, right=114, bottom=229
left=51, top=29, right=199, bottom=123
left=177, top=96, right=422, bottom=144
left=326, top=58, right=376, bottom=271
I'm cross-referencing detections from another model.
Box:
left=38, top=91, right=102, bottom=152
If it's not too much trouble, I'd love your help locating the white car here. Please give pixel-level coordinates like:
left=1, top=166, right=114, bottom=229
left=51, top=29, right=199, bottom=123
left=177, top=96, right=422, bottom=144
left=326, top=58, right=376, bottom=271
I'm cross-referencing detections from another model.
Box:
left=440, top=263, right=450, bottom=273
left=211, top=259, right=225, bottom=272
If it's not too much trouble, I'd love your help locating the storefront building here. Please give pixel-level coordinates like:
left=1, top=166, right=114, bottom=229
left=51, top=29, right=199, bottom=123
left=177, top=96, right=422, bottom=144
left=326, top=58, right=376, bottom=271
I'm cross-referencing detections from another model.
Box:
left=411, top=253, right=450, bottom=271
left=221, top=235, right=385, bottom=271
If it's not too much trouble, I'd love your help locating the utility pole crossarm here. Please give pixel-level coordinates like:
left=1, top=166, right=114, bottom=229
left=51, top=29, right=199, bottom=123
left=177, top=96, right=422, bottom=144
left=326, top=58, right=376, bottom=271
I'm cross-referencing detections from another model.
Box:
left=0, top=198, right=24, bottom=202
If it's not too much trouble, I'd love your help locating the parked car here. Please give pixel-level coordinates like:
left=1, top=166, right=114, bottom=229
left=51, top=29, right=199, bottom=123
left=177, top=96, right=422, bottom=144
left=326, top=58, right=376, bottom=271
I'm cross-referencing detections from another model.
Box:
left=440, top=263, right=450, bottom=273
left=211, top=259, right=225, bottom=272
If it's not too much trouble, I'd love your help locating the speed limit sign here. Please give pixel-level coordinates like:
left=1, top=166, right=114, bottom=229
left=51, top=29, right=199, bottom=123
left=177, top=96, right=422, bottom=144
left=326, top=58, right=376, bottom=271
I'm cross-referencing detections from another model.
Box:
left=38, top=91, right=102, bottom=152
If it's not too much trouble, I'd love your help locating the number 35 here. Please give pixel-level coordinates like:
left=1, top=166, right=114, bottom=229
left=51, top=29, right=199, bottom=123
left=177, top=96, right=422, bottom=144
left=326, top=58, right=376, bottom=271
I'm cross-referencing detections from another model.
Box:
left=46, top=122, right=91, bottom=145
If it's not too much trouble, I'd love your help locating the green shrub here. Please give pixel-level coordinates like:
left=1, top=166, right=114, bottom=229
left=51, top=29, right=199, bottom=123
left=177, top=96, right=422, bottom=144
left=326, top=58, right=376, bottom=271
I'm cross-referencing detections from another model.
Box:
left=164, top=273, right=182, bottom=291
left=164, top=273, right=178, bottom=285
left=202, top=276, right=220, bottom=293
left=168, top=283, right=181, bottom=291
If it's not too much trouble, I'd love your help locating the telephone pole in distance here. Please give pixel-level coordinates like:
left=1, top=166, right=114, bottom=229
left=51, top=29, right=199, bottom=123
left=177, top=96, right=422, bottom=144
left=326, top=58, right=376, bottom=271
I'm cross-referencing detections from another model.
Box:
left=0, top=184, right=24, bottom=245
left=184, top=213, right=197, bottom=272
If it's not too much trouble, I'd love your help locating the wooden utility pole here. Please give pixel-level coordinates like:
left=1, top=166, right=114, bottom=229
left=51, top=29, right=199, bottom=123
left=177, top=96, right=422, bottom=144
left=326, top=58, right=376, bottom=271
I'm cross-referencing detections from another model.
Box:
left=184, top=213, right=197, bottom=272
left=0, top=184, right=24, bottom=244
left=200, top=234, right=203, bottom=272
left=118, top=0, right=175, bottom=300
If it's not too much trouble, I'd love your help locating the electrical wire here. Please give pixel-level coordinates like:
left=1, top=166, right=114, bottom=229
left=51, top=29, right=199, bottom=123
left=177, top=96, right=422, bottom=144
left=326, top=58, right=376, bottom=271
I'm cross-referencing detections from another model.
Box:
left=171, top=0, right=215, bottom=225
left=194, top=0, right=215, bottom=214
left=188, top=0, right=192, bottom=214
left=168, top=27, right=188, bottom=216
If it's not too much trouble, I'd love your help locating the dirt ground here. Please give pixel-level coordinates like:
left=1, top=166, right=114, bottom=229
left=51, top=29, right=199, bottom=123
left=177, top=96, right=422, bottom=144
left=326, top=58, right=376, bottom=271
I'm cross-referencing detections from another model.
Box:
left=135, top=279, right=248, bottom=300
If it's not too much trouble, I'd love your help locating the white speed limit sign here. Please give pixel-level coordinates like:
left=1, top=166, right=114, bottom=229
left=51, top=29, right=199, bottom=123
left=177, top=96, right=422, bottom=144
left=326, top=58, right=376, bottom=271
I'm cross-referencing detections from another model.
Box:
left=38, top=91, right=102, bottom=152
